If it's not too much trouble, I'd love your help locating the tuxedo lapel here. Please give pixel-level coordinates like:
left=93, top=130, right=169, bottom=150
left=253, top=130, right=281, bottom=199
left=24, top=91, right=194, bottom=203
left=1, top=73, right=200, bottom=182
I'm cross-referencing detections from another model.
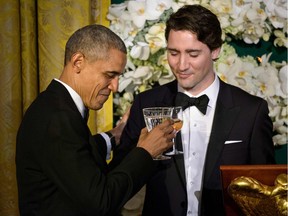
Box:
left=47, top=80, right=81, bottom=117
left=47, top=80, right=108, bottom=169
left=173, top=132, right=186, bottom=187
left=154, top=81, right=178, bottom=107
left=203, top=80, right=241, bottom=184
left=155, top=81, right=187, bottom=189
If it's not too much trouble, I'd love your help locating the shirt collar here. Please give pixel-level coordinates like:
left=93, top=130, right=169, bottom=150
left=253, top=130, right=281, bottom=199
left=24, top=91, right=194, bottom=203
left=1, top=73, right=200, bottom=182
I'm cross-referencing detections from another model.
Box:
left=54, top=78, right=86, bottom=118
left=177, top=74, right=220, bottom=108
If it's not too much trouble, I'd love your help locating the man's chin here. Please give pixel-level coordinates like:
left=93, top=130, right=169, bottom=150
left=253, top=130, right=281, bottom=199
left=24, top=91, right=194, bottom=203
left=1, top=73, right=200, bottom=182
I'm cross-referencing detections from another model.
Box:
left=94, top=103, right=103, bottom=110
left=97, top=99, right=108, bottom=110
left=90, top=97, right=109, bottom=110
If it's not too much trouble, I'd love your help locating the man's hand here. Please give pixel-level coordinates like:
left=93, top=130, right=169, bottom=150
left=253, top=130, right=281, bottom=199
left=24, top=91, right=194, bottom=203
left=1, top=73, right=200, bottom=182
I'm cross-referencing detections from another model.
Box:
left=107, top=107, right=130, bottom=145
left=137, top=119, right=176, bottom=158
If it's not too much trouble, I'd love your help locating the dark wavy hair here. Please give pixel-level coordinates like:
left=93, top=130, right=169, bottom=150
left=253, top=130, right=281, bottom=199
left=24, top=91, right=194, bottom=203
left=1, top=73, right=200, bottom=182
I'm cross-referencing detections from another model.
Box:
left=165, top=5, right=222, bottom=51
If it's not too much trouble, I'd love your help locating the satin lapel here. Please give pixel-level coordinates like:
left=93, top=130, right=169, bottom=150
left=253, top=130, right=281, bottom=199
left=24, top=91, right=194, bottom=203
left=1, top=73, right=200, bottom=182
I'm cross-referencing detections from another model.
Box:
left=153, top=80, right=178, bottom=107
left=48, top=80, right=108, bottom=170
left=173, top=133, right=186, bottom=187
left=154, top=95, right=175, bottom=107
left=47, top=80, right=83, bottom=119
left=204, top=81, right=241, bottom=183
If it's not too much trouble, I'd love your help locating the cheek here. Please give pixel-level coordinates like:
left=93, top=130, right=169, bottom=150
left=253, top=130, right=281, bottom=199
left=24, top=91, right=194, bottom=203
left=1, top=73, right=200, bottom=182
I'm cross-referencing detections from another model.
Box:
left=191, top=57, right=210, bottom=71
left=167, top=56, right=178, bottom=69
left=92, top=80, right=110, bottom=98
left=92, top=85, right=101, bottom=97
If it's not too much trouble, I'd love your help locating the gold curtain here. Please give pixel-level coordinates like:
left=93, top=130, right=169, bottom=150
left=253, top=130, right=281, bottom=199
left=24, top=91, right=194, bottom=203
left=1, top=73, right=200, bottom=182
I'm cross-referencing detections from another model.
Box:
left=0, top=0, right=111, bottom=215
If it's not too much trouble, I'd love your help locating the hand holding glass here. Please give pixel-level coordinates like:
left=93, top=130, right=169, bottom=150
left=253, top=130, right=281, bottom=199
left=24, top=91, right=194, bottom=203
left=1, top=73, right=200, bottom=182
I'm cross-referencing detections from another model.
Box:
left=143, top=107, right=172, bottom=160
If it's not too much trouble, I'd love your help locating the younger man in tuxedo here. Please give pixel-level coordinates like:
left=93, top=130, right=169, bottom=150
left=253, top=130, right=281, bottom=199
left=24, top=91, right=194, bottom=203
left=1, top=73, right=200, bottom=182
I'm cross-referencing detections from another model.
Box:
left=112, top=4, right=275, bottom=215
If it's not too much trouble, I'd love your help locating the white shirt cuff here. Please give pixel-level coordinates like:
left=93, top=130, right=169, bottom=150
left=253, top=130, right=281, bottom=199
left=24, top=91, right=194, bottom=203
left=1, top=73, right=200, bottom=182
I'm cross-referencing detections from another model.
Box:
left=100, top=132, right=112, bottom=160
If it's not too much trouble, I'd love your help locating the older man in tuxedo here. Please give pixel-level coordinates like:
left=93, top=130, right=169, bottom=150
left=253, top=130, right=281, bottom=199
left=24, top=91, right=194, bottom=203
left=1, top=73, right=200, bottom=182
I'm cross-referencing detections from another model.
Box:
left=16, top=24, right=176, bottom=215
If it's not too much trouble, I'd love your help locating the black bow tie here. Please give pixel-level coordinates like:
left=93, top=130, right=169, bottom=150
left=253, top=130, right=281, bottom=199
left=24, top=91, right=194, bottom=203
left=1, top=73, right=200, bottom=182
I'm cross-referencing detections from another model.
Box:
left=175, top=92, right=209, bottom=114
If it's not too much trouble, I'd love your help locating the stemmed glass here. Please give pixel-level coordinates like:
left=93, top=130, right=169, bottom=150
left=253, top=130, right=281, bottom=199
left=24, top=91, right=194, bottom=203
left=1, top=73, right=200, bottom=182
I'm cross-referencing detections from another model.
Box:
left=165, top=106, right=183, bottom=155
left=143, top=107, right=172, bottom=160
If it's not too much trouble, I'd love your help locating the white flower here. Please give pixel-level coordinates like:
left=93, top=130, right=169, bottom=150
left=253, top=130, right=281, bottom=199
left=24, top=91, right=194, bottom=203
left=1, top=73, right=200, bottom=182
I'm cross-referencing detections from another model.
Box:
left=107, top=3, right=139, bottom=43
left=113, top=92, right=134, bottom=116
left=145, top=23, right=166, bottom=54
left=273, top=118, right=288, bottom=145
left=107, top=2, right=127, bottom=18
left=130, top=42, right=150, bottom=60
left=158, top=51, right=175, bottom=85
left=273, top=133, right=287, bottom=146
left=253, top=54, right=280, bottom=97
left=263, top=0, right=287, bottom=28
left=145, top=0, right=172, bottom=20
left=253, top=66, right=279, bottom=97
left=234, top=60, right=256, bottom=93
left=274, top=30, right=288, bottom=48
left=216, top=52, right=258, bottom=94
left=126, top=0, right=174, bottom=29
left=279, top=64, right=288, bottom=96
left=232, top=2, right=269, bottom=44
left=127, top=1, right=147, bottom=29
left=217, top=16, right=231, bottom=29
left=157, top=51, right=170, bottom=71
left=210, top=0, right=233, bottom=15
left=118, top=75, right=132, bottom=93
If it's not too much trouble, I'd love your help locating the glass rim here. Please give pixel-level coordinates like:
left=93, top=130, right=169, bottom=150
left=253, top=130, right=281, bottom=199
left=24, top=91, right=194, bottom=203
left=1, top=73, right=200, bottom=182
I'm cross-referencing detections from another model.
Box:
left=142, top=106, right=182, bottom=111
left=142, top=106, right=173, bottom=111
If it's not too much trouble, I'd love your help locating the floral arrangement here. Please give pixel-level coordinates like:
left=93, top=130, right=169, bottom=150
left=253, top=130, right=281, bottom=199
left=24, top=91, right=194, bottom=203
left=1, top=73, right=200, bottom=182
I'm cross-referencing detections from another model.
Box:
left=107, top=0, right=288, bottom=146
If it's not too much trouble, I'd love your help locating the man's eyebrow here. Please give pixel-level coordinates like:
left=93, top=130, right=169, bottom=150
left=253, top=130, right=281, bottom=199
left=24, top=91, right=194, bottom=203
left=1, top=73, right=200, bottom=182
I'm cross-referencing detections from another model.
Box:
left=106, top=70, right=121, bottom=74
left=167, top=48, right=201, bottom=53
left=167, top=47, right=177, bottom=51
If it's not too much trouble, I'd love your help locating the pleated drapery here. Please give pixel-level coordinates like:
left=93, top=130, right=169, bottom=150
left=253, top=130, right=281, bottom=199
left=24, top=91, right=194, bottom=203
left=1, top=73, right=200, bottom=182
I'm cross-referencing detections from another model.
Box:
left=0, top=1, right=22, bottom=215
left=0, top=1, right=111, bottom=215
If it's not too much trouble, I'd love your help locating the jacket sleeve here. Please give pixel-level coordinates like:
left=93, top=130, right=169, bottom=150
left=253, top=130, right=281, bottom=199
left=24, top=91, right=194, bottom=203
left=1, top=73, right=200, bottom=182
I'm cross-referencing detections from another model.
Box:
left=249, top=99, right=275, bottom=164
left=109, top=94, right=146, bottom=169
left=43, top=110, right=154, bottom=215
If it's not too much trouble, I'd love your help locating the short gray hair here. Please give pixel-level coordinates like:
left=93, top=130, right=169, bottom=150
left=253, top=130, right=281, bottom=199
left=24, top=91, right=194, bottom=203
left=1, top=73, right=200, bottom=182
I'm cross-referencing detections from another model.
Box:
left=64, top=24, right=126, bottom=65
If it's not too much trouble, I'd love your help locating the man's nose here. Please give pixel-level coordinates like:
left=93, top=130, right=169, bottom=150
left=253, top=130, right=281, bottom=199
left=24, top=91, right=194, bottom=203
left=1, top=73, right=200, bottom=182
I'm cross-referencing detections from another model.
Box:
left=108, top=77, right=119, bottom=93
left=178, top=55, right=189, bottom=71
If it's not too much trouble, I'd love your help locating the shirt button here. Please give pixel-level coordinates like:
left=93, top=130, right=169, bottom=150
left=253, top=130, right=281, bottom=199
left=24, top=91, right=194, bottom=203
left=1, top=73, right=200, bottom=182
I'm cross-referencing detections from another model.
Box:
left=192, top=152, right=196, bottom=156
left=190, top=181, right=193, bottom=185
left=193, top=123, right=197, bottom=127
left=188, top=210, right=192, bottom=214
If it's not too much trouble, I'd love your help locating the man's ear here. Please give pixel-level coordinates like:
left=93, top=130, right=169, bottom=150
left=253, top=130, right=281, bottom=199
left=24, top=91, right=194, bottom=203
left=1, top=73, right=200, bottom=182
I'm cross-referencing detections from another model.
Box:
left=71, top=52, right=85, bottom=73
left=212, top=47, right=221, bottom=61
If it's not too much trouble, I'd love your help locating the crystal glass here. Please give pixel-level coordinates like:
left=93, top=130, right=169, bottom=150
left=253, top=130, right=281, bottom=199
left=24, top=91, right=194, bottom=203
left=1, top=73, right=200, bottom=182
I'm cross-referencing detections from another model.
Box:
left=142, top=107, right=172, bottom=160
left=165, top=106, right=183, bottom=155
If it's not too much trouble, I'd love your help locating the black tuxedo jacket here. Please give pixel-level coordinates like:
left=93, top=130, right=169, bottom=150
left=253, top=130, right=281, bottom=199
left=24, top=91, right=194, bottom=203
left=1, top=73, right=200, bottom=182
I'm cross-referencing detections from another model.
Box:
left=113, top=79, right=275, bottom=216
left=16, top=80, right=156, bottom=216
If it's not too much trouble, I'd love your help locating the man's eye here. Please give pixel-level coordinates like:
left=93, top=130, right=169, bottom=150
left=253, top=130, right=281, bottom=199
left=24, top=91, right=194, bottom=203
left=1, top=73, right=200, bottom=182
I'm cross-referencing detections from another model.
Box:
left=189, top=53, right=199, bottom=57
left=169, top=51, right=178, bottom=56
left=107, top=73, right=116, bottom=79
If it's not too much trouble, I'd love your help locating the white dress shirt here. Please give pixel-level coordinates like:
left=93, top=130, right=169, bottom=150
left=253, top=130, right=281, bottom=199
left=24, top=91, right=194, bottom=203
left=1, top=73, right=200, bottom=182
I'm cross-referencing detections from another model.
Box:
left=178, top=76, right=220, bottom=216
left=54, top=79, right=112, bottom=159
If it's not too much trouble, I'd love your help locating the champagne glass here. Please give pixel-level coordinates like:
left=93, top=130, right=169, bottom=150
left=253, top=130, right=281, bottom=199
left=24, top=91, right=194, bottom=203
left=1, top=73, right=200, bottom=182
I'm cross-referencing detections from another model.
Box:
left=165, top=106, right=183, bottom=155
left=143, top=107, right=172, bottom=160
